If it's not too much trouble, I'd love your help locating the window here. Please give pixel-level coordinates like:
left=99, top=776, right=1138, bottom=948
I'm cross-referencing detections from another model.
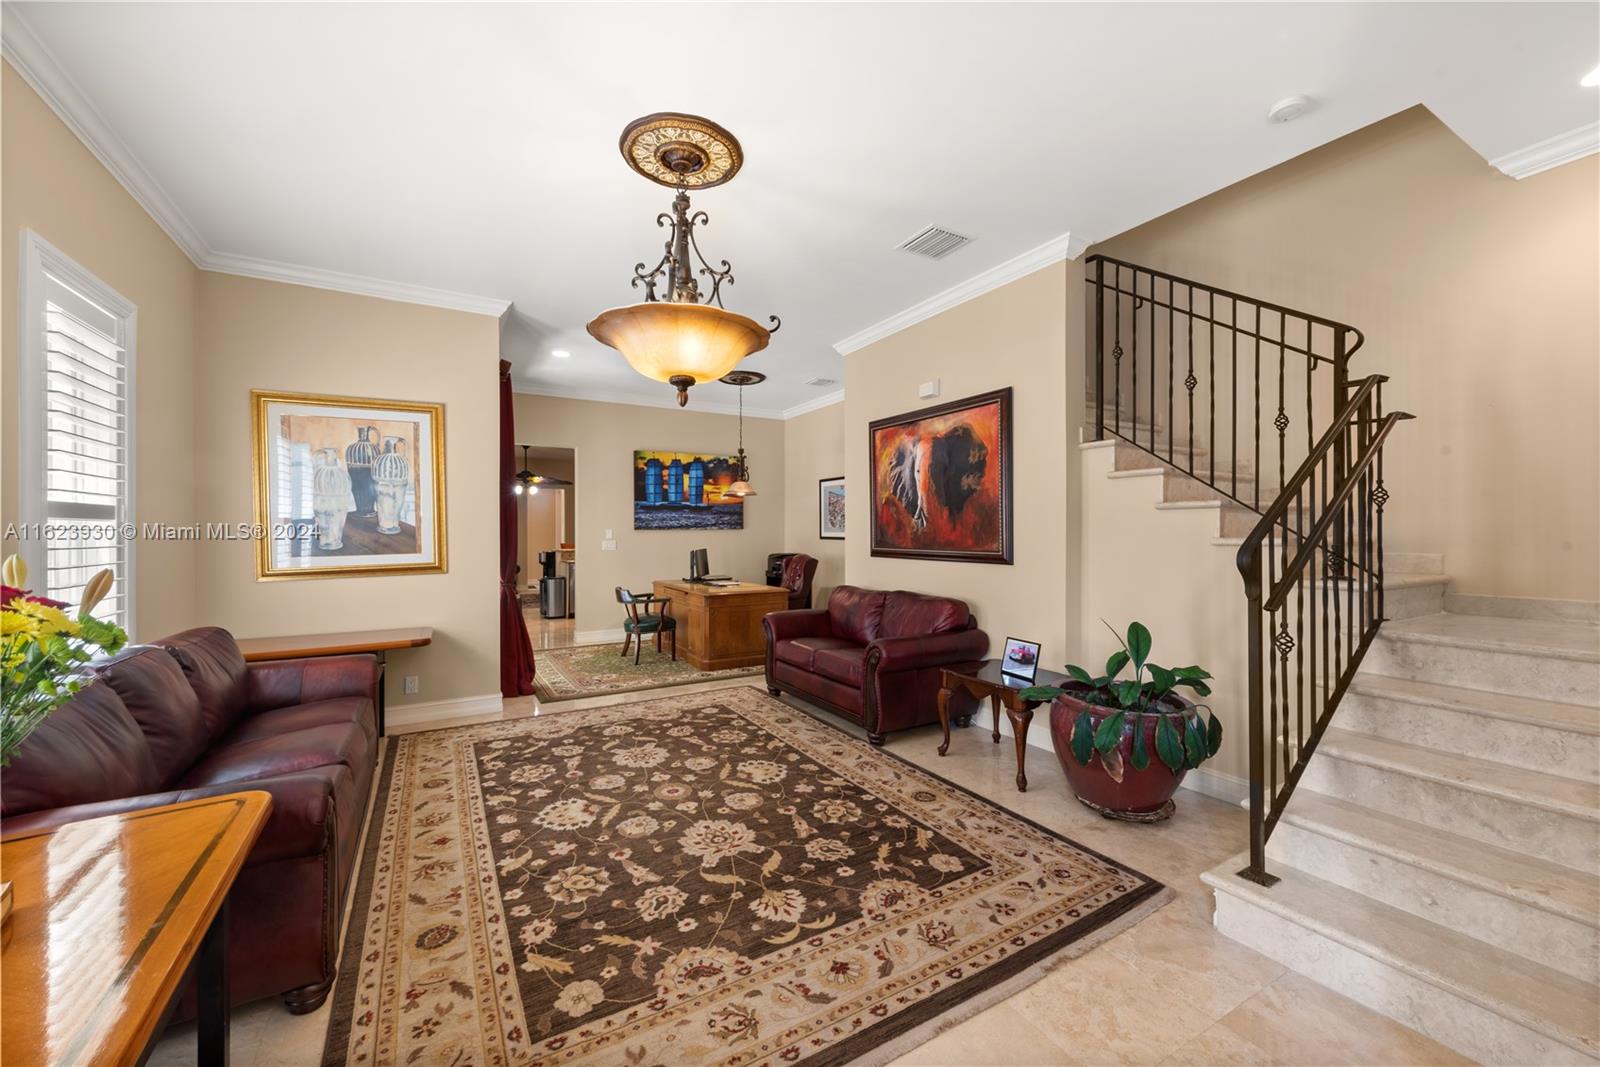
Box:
left=18, top=231, right=136, bottom=634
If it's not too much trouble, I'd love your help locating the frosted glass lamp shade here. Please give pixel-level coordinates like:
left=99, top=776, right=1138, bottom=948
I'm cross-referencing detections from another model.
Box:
left=586, top=302, right=770, bottom=405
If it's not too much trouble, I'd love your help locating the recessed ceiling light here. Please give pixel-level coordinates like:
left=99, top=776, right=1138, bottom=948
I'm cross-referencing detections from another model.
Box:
left=1583, top=65, right=1600, bottom=88
left=1267, top=95, right=1314, bottom=124
left=551, top=349, right=571, bottom=359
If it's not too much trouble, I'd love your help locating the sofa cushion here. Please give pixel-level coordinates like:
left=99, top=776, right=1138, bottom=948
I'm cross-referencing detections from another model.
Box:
left=827, top=586, right=887, bottom=645
left=93, top=645, right=211, bottom=786
left=177, top=722, right=367, bottom=790
left=224, top=696, right=375, bottom=748
left=0, top=680, right=160, bottom=817
left=773, top=661, right=864, bottom=718
left=812, top=645, right=868, bottom=687
left=155, top=627, right=251, bottom=741
left=881, top=591, right=971, bottom=639
left=774, top=636, right=858, bottom=671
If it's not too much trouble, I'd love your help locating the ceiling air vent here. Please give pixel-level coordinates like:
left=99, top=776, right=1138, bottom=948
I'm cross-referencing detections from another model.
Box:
left=898, top=225, right=971, bottom=260
left=803, top=376, right=838, bottom=388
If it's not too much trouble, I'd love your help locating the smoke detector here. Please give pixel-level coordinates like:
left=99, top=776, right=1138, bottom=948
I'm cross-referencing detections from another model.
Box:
left=1267, top=95, right=1314, bottom=124
left=898, top=225, right=972, bottom=260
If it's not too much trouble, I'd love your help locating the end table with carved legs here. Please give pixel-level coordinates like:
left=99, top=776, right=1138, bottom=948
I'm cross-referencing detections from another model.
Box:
left=936, top=661, right=1072, bottom=792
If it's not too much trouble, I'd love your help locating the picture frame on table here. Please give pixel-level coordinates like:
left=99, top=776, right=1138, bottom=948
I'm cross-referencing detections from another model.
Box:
left=1000, top=636, right=1041, bottom=683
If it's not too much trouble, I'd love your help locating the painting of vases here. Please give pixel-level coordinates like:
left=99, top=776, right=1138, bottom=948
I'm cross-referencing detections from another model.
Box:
left=253, top=390, right=446, bottom=579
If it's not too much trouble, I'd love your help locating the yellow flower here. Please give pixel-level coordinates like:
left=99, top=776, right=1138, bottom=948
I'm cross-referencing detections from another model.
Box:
left=7, top=600, right=79, bottom=637
left=1, top=610, right=40, bottom=637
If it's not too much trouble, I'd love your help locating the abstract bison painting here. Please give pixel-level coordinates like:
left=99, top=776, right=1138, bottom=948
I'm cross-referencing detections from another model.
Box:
left=868, top=387, right=1013, bottom=563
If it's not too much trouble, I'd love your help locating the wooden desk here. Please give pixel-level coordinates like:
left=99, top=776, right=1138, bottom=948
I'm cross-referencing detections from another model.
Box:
left=1, top=792, right=272, bottom=1067
left=651, top=581, right=788, bottom=671
left=235, top=626, right=432, bottom=736
left=937, top=662, right=1072, bottom=792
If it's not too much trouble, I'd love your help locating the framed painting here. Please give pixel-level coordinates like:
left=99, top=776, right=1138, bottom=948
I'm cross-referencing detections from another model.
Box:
left=868, top=387, right=1012, bottom=564
left=633, top=450, right=745, bottom=530
left=818, top=476, right=846, bottom=539
left=252, top=390, right=446, bottom=580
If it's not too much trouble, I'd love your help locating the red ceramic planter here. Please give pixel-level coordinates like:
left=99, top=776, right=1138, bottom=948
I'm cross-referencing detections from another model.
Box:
left=1047, top=690, right=1195, bottom=821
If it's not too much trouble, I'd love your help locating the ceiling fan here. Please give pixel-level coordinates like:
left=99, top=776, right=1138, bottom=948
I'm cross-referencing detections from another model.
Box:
left=513, top=444, right=573, bottom=495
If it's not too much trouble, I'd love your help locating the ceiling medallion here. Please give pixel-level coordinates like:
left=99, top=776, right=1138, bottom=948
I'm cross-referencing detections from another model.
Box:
left=587, top=112, right=779, bottom=407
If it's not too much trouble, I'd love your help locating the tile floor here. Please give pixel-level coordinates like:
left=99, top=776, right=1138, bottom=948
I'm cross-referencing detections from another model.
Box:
left=150, top=677, right=1472, bottom=1066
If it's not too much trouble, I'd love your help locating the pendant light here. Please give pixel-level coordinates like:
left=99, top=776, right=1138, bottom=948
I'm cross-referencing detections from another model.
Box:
left=720, top=370, right=763, bottom=497
left=586, top=114, right=780, bottom=407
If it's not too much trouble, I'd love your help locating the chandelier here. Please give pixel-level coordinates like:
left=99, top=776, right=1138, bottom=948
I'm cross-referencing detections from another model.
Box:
left=586, top=113, right=779, bottom=407
left=720, top=370, right=763, bottom=497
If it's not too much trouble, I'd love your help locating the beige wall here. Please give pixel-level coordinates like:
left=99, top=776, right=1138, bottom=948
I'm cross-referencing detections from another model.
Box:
left=1, top=61, right=201, bottom=639
left=196, top=273, right=503, bottom=708
left=1092, top=107, right=1600, bottom=602
left=512, top=393, right=786, bottom=635
left=782, top=402, right=847, bottom=606
left=844, top=262, right=1078, bottom=670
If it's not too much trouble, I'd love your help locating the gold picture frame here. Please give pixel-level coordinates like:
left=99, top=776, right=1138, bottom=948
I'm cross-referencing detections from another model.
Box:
left=251, top=389, right=447, bottom=580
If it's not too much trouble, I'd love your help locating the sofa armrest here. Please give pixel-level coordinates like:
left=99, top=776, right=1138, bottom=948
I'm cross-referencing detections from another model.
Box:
left=246, top=654, right=380, bottom=715
left=868, top=628, right=990, bottom=674
left=763, top=608, right=833, bottom=643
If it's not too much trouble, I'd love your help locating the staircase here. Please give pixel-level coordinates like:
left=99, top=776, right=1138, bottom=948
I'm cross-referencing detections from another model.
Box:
left=1083, top=256, right=1600, bottom=1065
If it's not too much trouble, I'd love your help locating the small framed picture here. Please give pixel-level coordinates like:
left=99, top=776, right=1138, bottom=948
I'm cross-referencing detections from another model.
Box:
left=818, top=476, right=846, bottom=540
left=1000, top=637, right=1041, bottom=682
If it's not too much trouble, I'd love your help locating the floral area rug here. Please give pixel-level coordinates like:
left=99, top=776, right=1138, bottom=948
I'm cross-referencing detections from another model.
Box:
left=532, top=642, right=761, bottom=703
left=321, top=686, right=1168, bottom=1067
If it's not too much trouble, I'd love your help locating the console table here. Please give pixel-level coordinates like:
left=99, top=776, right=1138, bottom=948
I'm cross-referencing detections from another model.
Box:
left=1, top=792, right=272, bottom=1067
left=936, top=661, right=1072, bottom=792
left=235, top=626, right=432, bottom=736
left=651, top=581, right=787, bottom=671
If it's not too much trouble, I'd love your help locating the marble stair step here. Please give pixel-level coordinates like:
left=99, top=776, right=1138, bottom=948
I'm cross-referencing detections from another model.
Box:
left=1303, top=728, right=1600, bottom=873
left=1269, top=792, right=1599, bottom=982
left=1204, top=856, right=1600, bottom=1065
left=1363, top=613, right=1600, bottom=707
left=1336, top=674, right=1600, bottom=783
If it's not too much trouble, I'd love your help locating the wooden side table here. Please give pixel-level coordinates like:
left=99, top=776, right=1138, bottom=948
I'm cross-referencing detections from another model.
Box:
left=1, top=792, right=272, bottom=1067
left=937, top=661, right=1071, bottom=792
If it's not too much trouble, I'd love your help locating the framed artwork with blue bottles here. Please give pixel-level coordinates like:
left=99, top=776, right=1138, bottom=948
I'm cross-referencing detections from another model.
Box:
left=251, top=390, right=447, bottom=579
left=632, top=449, right=745, bottom=530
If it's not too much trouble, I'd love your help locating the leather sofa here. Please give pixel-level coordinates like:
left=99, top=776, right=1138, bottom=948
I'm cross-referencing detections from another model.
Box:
left=764, top=585, right=989, bottom=743
left=0, top=626, right=377, bottom=1015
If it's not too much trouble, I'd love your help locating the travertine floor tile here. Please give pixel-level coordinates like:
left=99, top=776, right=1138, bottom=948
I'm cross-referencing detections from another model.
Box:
left=896, top=1002, right=1075, bottom=1066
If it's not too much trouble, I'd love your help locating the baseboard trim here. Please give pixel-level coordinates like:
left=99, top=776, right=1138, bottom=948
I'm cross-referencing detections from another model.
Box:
left=386, top=692, right=504, bottom=731
left=1177, top=765, right=1250, bottom=806
left=573, top=628, right=626, bottom=646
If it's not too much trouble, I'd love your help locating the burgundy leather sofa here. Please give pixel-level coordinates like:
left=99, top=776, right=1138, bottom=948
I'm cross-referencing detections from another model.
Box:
left=0, top=626, right=377, bottom=1014
left=764, top=585, right=989, bottom=744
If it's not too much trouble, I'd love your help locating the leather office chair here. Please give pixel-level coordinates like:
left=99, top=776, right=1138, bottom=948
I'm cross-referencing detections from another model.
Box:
left=615, top=586, right=676, bottom=664
left=780, top=554, right=819, bottom=610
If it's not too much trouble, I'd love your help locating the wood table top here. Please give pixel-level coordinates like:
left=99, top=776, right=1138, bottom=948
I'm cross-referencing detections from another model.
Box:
left=653, top=581, right=785, bottom=597
left=1, top=792, right=272, bottom=1067
left=235, top=626, right=433, bottom=661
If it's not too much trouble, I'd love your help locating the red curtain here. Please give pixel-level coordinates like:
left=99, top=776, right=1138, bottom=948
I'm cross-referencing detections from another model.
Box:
left=499, top=359, right=536, bottom=696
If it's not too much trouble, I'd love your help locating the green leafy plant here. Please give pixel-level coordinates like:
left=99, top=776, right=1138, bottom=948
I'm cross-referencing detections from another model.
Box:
left=1019, top=621, right=1221, bottom=782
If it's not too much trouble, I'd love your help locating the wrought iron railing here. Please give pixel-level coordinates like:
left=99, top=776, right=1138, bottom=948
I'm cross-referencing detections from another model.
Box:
left=1236, top=374, right=1412, bottom=884
left=1084, top=255, right=1413, bottom=887
left=1085, top=255, right=1365, bottom=512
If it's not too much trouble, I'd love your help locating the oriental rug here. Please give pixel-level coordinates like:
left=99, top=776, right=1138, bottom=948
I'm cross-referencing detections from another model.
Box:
left=532, top=642, right=761, bottom=703
left=322, top=687, right=1168, bottom=1067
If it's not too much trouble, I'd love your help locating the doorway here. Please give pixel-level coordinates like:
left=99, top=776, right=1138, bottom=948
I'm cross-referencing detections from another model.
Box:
left=515, top=445, right=576, bottom=649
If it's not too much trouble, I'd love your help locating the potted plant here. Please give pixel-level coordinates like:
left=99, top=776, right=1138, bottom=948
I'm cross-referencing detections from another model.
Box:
left=1021, top=621, right=1220, bottom=822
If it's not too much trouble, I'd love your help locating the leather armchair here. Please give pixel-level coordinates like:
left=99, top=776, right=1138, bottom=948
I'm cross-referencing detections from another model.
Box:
left=0, top=626, right=377, bottom=1016
left=764, top=585, right=988, bottom=743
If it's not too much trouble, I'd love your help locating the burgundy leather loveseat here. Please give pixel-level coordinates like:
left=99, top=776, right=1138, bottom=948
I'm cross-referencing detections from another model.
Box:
left=0, top=626, right=377, bottom=1014
left=764, top=585, right=989, bottom=743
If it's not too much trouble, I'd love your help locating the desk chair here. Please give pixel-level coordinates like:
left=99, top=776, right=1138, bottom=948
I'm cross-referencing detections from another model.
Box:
left=616, top=586, right=677, bottom=664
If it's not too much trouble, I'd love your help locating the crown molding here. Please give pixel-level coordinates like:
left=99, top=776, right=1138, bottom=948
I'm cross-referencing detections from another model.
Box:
left=513, top=382, right=791, bottom=421
left=1, top=12, right=210, bottom=263
left=781, top=389, right=844, bottom=420
left=202, top=252, right=511, bottom=317
left=833, top=231, right=1089, bottom=355
left=1489, top=121, right=1600, bottom=180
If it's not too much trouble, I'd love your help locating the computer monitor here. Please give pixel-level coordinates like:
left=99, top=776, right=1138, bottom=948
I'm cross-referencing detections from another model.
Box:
left=689, top=548, right=710, bottom=580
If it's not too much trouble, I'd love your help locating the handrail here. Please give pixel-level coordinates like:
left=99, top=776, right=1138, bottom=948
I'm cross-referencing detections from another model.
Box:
left=1234, top=373, right=1413, bottom=885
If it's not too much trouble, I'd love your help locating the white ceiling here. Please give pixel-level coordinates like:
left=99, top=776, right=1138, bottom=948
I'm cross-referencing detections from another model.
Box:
left=6, top=3, right=1596, bottom=418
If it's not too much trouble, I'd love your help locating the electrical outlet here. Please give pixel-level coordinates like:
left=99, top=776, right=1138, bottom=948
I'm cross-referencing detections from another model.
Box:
left=601, top=539, right=617, bottom=551
left=403, top=675, right=419, bottom=695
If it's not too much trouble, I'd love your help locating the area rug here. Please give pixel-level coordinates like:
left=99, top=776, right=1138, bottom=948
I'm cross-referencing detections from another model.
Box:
left=322, top=687, right=1169, bottom=1067
left=532, top=641, right=762, bottom=703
